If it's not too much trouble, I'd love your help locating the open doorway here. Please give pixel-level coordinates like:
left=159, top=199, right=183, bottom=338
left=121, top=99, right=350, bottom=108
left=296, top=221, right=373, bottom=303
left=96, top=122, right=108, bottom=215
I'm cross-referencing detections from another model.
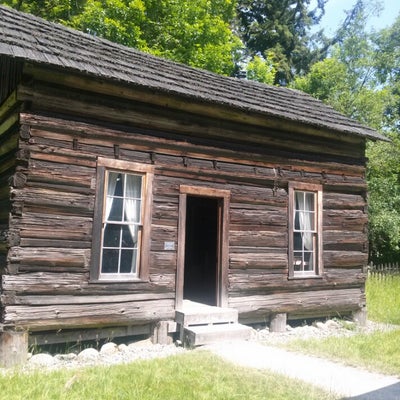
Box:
left=176, top=185, right=230, bottom=309
left=183, top=196, right=219, bottom=306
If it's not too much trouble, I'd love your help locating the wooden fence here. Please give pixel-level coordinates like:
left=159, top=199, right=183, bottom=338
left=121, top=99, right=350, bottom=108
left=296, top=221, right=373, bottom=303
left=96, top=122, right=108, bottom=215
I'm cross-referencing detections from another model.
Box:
left=368, top=262, right=400, bottom=276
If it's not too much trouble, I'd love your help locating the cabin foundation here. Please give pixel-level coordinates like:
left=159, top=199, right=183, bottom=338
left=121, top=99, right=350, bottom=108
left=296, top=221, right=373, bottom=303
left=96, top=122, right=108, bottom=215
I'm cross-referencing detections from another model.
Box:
left=0, top=329, right=28, bottom=368
left=269, top=313, right=288, bottom=333
left=352, top=307, right=367, bottom=326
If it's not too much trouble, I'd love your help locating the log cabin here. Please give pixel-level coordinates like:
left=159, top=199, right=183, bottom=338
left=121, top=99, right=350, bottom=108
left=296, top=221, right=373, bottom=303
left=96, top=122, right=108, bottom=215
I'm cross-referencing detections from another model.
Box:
left=0, top=5, right=386, bottom=364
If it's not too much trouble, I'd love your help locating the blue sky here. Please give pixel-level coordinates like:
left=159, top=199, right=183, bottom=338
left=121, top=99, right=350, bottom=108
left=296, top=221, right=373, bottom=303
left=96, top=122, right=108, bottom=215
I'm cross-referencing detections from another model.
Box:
left=317, top=0, right=400, bottom=34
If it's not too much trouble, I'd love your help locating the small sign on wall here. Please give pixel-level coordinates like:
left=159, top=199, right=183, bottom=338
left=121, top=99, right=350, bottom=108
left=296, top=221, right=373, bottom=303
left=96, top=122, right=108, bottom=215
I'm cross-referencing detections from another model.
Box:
left=164, top=241, right=175, bottom=251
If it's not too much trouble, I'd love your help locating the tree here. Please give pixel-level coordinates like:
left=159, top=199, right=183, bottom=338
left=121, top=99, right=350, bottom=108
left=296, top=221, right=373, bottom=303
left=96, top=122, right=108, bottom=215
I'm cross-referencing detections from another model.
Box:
left=292, top=1, right=400, bottom=262
left=1, top=0, right=243, bottom=76
left=71, top=0, right=243, bottom=76
left=237, top=0, right=328, bottom=85
left=245, top=53, right=277, bottom=84
left=1, top=0, right=84, bottom=21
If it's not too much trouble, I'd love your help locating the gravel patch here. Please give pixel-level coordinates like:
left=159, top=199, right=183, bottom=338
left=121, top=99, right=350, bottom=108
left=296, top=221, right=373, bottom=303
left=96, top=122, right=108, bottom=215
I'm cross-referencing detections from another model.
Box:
left=3, top=319, right=398, bottom=374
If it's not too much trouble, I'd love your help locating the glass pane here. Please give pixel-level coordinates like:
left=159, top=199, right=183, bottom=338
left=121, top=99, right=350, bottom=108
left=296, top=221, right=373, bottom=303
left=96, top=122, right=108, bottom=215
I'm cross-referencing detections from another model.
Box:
left=293, top=252, right=302, bottom=271
left=122, top=225, right=137, bottom=248
left=108, top=198, right=123, bottom=221
left=103, top=224, right=121, bottom=247
left=304, top=252, right=313, bottom=271
left=293, top=232, right=302, bottom=250
left=124, top=199, right=141, bottom=223
left=307, top=212, right=315, bottom=231
left=113, top=173, right=124, bottom=196
left=294, top=210, right=300, bottom=230
left=120, top=249, right=136, bottom=273
left=101, top=249, right=119, bottom=273
left=125, top=174, right=142, bottom=198
left=305, top=192, right=315, bottom=211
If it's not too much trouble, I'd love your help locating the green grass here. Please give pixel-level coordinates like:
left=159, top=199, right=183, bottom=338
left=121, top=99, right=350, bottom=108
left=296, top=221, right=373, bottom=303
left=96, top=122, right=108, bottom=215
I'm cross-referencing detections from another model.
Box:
left=284, top=329, right=400, bottom=376
left=282, top=273, right=400, bottom=376
left=366, top=273, right=400, bottom=324
left=0, top=351, right=337, bottom=400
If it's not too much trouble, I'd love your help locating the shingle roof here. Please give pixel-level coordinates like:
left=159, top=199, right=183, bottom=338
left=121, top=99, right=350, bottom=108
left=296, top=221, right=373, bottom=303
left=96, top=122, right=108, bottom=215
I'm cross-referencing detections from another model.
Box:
left=0, top=5, right=386, bottom=141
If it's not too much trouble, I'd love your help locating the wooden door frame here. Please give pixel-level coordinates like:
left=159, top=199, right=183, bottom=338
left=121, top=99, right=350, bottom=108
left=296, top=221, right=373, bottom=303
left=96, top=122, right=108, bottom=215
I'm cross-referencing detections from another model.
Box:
left=176, top=185, right=230, bottom=309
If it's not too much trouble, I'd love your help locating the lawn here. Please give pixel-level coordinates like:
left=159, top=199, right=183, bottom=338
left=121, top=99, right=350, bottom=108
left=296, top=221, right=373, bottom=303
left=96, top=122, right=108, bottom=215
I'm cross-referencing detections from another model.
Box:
left=283, top=273, right=400, bottom=376
left=0, top=351, right=338, bottom=400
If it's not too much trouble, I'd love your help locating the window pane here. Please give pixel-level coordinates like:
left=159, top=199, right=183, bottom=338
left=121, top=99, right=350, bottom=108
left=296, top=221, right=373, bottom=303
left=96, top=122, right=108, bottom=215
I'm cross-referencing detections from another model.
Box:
left=103, top=224, right=121, bottom=247
left=122, top=225, right=137, bottom=248
left=113, top=173, right=124, bottom=196
left=293, top=252, right=302, bottom=271
left=293, top=232, right=302, bottom=250
left=101, top=249, right=119, bottom=273
left=108, top=198, right=123, bottom=221
left=120, top=249, right=136, bottom=273
left=124, top=199, right=141, bottom=223
left=304, top=252, right=313, bottom=271
left=125, top=174, right=142, bottom=199
left=305, top=192, right=315, bottom=211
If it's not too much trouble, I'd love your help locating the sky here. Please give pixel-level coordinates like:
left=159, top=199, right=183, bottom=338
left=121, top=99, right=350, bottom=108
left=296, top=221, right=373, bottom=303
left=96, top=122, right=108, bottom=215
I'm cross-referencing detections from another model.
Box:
left=316, top=0, right=400, bottom=34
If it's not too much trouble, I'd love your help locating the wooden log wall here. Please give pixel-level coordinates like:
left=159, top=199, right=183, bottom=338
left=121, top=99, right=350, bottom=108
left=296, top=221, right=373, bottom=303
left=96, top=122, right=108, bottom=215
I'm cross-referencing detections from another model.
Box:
left=1, top=68, right=368, bottom=332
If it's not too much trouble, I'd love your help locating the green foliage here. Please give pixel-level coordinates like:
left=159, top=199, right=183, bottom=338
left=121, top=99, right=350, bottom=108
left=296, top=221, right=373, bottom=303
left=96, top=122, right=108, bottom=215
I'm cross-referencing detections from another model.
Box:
left=237, top=0, right=328, bottom=84
left=1, top=0, right=85, bottom=21
left=366, top=273, right=400, bottom=324
left=367, top=136, right=400, bottom=261
left=69, top=0, right=243, bottom=76
left=0, top=352, right=336, bottom=400
left=245, top=53, right=277, bottom=84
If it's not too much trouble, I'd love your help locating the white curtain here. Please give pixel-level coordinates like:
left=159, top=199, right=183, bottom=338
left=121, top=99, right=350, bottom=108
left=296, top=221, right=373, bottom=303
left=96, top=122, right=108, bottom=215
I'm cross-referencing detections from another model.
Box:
left=124, top=174, right=142, bottom=245
left=105, top=172, right=119, bottom=220
left=296, top=191, right=314, bottom=252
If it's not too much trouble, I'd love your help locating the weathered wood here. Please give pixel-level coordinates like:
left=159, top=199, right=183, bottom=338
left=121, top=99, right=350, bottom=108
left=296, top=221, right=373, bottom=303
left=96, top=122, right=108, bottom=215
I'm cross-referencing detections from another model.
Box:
left=0, top=330, right=28, bottom=368
left=269, top=313, right=287, bottom=332
left=30, top=324, right=152, bottom=346
left=4, top=299, right=176, bottom=330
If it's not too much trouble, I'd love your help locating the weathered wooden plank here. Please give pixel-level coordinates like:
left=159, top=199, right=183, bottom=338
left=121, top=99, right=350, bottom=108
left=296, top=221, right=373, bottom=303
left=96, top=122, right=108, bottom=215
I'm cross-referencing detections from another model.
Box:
left=230, top=208, right=287, bottom=227
left=2, top=272, right=175, bottom=294
left=230, top=253, right=287, bottom=269
left=5, top=292, right=174, bottom=306
left=4, top=299, right=176, bottom=330
left=324, top=251, right=368, bottom=268
left=229, top=230, right=287, bottom=247
left=230, top=288, right=364, bottom=320
left=11, top=187, right=95, bottom=216
left=8, top=247, right=90, bottom=269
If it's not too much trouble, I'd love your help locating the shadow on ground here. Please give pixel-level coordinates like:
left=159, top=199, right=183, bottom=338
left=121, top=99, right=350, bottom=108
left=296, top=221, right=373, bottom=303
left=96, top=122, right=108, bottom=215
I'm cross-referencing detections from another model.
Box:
left=344, top=382, right=400, bottom=400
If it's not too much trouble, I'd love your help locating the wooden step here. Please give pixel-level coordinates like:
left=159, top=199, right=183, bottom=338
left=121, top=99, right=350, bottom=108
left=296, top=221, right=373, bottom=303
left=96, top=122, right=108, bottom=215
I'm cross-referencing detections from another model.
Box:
left=176, top=300, right=238, bottom=327
left=183, top=323, right=253, bottom=347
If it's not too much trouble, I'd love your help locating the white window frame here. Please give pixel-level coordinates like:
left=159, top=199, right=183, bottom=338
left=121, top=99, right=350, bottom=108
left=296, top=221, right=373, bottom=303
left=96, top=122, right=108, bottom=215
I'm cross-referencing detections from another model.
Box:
left=91, top=158, right=154, bottom=282
left=288, top=182, right=323, bottom=278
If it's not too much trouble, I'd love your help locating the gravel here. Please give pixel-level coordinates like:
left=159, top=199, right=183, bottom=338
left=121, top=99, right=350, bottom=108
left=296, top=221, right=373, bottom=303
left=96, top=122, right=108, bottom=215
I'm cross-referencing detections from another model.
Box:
left=5, top=319, right=398, bottom=374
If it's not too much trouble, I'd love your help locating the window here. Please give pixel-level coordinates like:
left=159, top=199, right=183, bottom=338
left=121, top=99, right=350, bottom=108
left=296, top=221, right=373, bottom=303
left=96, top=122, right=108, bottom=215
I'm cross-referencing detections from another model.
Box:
left=91, top=158, right=154, bottom=281
left=288, top=183, right=323, bottom=278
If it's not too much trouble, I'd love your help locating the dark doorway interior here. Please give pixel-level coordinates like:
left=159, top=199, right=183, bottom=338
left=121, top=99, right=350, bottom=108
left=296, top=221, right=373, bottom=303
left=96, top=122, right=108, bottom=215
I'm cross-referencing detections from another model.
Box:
left=184, top=196, right=219, bottom=306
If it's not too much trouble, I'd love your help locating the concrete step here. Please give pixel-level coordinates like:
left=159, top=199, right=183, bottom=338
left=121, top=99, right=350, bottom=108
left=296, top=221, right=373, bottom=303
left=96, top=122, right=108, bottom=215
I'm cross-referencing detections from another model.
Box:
left=183, top=323, right=253, bottom=347
left=176, top=300, right=238, bottom=327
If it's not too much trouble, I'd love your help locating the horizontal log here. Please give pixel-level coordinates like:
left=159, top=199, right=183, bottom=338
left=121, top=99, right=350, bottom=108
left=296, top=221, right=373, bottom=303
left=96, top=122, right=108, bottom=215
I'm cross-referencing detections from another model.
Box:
left=8, top=247, right=90, bottom=269
left=230, top=208, right=287, bottom=227
left=4, top=298, right=176, bottom=330
left=230, top=288, right=364, bottom=319
left=3, top=292, right=174, bottom=306
left=230, top=253, right=287, bottom=269
left=11, top=187, right=94, bottom=216
left=2, top=272, right=175, bottom=294
left=229, top=230, right=287, bottom=248
left=324, top=251, right=368, bottom=268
